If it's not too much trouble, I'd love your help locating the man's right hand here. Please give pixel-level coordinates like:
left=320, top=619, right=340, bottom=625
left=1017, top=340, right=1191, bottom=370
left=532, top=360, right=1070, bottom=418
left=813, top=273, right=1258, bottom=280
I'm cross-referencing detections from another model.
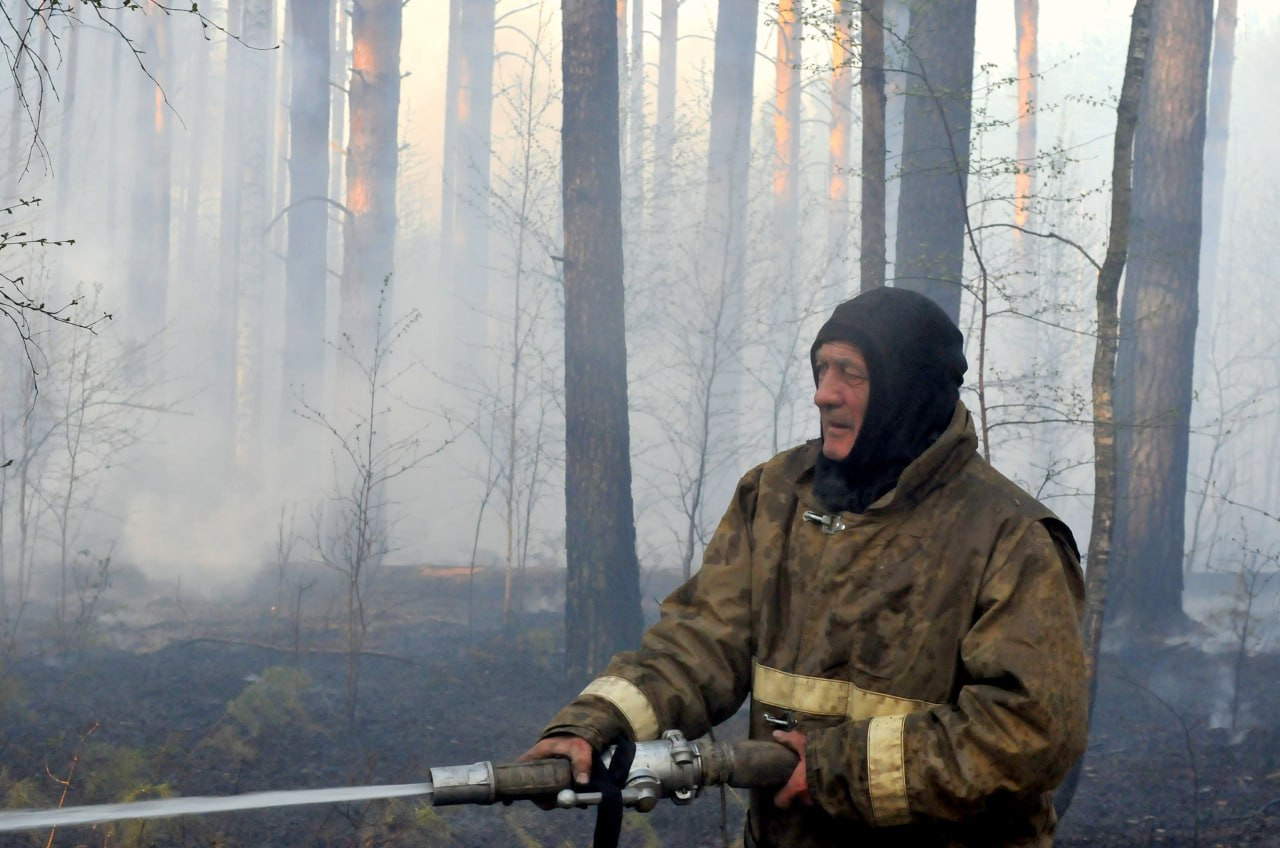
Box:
left=518, top=735, right=594, bottom=788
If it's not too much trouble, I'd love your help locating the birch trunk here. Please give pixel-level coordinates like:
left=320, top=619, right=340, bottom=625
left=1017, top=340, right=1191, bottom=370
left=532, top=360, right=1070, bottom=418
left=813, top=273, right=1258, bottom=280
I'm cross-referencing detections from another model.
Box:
left=1055, top=0, right=1155, bottom=817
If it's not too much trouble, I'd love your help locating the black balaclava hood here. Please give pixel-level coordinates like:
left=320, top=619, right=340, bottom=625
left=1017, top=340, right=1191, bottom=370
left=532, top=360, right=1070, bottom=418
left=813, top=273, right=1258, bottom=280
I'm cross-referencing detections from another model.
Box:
left=809, top=287, right=967, bottom=513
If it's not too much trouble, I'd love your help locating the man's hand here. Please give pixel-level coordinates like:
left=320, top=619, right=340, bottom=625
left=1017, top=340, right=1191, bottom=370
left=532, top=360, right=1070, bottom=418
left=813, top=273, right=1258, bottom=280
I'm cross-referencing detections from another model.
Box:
left=771, top=729, right=813, bottom=809
left=518, top=735, right=594, bottom=788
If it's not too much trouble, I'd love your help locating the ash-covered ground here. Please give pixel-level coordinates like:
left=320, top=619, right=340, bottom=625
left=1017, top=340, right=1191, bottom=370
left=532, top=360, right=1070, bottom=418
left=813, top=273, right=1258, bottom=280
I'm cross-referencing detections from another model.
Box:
left=1, top=564, right=1277, bottom=847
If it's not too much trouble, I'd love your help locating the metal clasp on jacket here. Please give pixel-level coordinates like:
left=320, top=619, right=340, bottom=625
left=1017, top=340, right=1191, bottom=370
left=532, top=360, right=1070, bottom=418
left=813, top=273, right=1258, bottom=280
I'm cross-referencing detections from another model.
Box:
left=803, top=510, right=847, bottom=534
left=763, top=710, right=798, bottom=731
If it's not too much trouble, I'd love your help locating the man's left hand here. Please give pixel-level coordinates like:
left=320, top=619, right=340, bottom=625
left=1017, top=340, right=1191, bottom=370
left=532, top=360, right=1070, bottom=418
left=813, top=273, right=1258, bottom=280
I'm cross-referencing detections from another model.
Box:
left=771, top=729, right=813, bottom=809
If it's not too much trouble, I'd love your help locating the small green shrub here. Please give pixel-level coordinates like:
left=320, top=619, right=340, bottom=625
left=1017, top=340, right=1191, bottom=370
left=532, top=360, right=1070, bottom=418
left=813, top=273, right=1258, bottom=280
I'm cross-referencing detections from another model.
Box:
left=225, top=666, right=313, bottom=737
left=2, top=773, right=49, bottom=810
left=204, top=665, right=315, bottom=761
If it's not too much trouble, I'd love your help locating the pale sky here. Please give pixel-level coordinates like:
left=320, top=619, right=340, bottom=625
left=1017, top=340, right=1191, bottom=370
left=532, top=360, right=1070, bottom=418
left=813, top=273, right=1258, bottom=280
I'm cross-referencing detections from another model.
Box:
left=398, top=0, right=1273, bottom=230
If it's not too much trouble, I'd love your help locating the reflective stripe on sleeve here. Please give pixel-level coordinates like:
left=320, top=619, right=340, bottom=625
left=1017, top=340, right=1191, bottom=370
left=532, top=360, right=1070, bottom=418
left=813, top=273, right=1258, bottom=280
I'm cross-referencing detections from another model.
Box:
left=867, top=714, right=911, bottom=826
left=752, top=662, right=938, bottom=720
left=580, top=676, right=661, bottom=741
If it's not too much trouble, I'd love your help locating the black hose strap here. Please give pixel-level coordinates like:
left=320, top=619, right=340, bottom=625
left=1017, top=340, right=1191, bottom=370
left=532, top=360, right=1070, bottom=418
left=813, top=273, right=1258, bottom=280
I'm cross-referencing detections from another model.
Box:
left=590, top=736, right=636, bottom=848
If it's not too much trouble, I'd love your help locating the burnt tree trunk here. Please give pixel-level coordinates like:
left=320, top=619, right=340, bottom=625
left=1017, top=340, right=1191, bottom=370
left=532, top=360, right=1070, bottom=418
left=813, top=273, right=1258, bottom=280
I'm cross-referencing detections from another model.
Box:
left=562, top=0, right=643, bottom=684
left=1110, top=0, right=1213, bottom=634
left=892, top=0, right=976, bottom=323
left=341, top=0, right=402, bottom=352
left=329, top=0, right=349, bottom=291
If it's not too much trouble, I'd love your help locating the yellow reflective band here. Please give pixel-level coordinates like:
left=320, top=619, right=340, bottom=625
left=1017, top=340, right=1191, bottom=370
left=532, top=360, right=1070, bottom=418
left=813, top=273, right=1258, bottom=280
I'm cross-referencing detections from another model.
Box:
left=580, top=676, right=661, bottom=741
left=867, top=714, right=911, bottom=826
left=752, top=662, right=938, bottom=720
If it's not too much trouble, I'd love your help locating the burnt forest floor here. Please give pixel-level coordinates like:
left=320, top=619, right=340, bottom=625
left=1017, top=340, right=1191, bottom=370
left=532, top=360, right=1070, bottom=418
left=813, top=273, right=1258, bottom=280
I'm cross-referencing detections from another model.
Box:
left=0, top=564, right=1278, bottom=847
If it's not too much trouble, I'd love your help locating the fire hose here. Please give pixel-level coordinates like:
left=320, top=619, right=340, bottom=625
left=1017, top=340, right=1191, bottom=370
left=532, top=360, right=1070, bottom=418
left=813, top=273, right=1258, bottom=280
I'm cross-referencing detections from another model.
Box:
left=0, top=731, right=798, bottom=844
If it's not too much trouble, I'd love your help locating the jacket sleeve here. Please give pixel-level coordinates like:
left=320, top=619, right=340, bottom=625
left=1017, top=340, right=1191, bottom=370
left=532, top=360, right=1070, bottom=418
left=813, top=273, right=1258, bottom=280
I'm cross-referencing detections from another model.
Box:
left=805, top=519, right=1088, bottom=826
left=541, top=465, right=763, bottom=749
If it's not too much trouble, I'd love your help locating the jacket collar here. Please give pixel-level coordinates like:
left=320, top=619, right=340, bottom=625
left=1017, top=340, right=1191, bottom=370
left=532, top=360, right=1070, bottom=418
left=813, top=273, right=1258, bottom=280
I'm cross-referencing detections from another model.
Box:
left=794, top=401, right=977, bottom=515
left=875, top=400, right=977, bottom=510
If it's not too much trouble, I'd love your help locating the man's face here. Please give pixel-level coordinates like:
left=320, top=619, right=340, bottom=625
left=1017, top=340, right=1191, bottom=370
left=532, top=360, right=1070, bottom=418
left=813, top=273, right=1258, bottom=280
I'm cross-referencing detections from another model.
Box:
left=813, top=341, right=871, bottom=461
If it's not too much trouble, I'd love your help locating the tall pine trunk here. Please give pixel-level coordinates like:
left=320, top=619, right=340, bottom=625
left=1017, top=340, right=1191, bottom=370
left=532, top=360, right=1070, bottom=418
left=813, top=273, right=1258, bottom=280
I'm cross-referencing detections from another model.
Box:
left=1013, top=0, right=1037, bottom=233
left=179, top=7, right=212, bottom=295
left=651, top=0, right=677, bottom=234
left=617, top=0, right=627, bottom=144
left=215, top=0, right=246, bottom=471
left=772, top=0, right=801, bottom=241
left=54, top=13, right=81, bottom=236
left=330, top=5, right=349, bottom=231
left=826, top=1, right=854, bottom=293
left=441, top=0, right=462, bottom=269
left=881, top=0, right=909, bottom=265
left=284, top=0, right=332, bottom=416
left=440, top=0, right=495, bottom=375
left=328, top=0, right=349, bottom=382
left=859, top=0, right=886, bottom=292
left=702, top=0, right=757, bottom=294
left=1198, top=0, right=1236, bottom=330
left=562, top=0, right=643, bottom=685
left=628, top=0, right=644, bottom=187
left=127, top=18, right=171, bottom=354
left=698, top=0, right=758, bottom=467
left=234, top=0, right=273, bottom=473
left=341, top=0, right=401, bottom=351
left=4, top=0, right=30, bottom=200
left=892, top=0, right=976, bottom=323
left=1110, top=0, right=1213, bottom=634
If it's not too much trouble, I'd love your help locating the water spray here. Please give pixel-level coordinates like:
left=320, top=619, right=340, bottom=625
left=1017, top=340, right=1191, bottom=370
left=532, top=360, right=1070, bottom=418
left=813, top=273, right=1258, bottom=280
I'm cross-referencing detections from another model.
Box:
left=0, top=732, right=796, bottom=834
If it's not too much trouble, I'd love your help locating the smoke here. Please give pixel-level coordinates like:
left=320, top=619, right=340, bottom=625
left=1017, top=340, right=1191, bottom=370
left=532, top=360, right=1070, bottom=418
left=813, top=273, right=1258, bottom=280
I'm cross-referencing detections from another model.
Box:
left=1, top=2, right=1279, bottom=615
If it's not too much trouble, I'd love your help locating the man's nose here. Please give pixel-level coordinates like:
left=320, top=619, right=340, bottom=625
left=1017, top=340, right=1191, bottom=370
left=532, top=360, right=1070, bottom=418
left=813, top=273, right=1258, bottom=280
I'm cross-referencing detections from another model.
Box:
left=814, top=373, right=840, bottom=407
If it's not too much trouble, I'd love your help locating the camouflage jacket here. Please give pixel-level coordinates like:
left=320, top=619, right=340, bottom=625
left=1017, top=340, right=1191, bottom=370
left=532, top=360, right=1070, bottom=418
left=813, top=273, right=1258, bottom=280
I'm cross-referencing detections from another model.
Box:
left=543, top=402, right=1088, bottom=847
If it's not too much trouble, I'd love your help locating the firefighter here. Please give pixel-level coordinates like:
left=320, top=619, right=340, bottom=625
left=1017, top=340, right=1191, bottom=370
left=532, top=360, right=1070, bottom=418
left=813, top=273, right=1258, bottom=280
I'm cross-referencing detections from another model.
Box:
left=524, top=287, right=1088, bottom=847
